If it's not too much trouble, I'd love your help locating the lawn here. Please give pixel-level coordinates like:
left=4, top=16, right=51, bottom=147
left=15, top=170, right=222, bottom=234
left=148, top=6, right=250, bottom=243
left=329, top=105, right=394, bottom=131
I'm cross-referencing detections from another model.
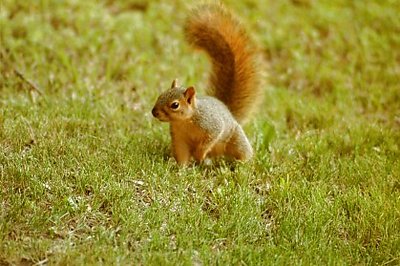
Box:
left=1, top=0, right=399, bottom=265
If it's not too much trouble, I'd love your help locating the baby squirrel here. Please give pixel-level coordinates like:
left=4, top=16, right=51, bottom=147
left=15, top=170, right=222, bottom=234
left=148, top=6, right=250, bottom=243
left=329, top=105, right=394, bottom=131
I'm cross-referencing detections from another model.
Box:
left=152, top=4, right=262, bottom=165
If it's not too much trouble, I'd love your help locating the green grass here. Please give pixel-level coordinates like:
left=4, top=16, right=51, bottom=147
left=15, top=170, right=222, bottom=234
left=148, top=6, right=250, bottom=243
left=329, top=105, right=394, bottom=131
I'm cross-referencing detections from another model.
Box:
left=1, top=0, right=399, bottom=265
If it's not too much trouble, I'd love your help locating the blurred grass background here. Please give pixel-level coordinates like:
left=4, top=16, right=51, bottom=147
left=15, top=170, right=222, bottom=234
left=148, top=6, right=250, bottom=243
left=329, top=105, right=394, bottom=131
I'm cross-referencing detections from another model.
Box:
left=1, top=0, right=399, bottom=265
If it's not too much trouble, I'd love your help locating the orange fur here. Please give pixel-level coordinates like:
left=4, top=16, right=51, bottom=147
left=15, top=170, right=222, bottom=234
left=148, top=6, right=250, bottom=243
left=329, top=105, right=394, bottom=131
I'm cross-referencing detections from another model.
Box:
left=184, top=3, right=261, bottom=124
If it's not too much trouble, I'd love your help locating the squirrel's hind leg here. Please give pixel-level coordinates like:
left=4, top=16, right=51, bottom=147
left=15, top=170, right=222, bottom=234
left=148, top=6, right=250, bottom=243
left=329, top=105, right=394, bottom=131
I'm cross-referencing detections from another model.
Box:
left=225, top=127, right=253, bottom=161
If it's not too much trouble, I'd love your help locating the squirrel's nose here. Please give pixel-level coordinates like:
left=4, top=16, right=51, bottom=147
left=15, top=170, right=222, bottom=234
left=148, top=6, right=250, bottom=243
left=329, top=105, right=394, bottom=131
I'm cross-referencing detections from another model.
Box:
left=151, top=108, right=158, bottom=117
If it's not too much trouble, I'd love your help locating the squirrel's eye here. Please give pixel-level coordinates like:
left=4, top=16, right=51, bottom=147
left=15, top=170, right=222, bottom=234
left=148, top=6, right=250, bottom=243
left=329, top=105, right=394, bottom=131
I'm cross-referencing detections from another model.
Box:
left=170, top=102, right=179, bottom=110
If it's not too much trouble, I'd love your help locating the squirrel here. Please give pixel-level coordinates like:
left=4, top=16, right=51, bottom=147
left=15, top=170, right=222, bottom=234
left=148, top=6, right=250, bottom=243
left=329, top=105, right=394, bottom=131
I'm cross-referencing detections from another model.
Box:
left=151, top=3, right=262, bottom=165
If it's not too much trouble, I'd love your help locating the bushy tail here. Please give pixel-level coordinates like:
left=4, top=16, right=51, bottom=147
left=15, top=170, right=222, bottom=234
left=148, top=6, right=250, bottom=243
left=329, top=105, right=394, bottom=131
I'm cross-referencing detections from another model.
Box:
left=184, top=4, right=261, bottom=124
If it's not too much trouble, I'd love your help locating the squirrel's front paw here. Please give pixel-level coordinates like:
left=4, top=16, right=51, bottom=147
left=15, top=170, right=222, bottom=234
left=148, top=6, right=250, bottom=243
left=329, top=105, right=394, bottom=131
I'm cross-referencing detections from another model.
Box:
left=193, top=148, right=207, bottom=162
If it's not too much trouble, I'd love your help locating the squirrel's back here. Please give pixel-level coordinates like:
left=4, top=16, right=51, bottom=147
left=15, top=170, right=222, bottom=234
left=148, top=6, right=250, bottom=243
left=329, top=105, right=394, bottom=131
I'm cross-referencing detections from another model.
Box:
left=184, top=4, right=261, bottom=124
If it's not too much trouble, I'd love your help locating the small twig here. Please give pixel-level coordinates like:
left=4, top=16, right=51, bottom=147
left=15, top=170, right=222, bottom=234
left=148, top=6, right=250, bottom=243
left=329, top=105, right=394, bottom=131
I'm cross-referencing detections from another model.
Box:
left=382, top=257, right=399, bottom=265
left=1, top=49, right=45, bottom=97
left=33, top=258, right=49, bottom=266
left=14, top=68, right=44, bottom=95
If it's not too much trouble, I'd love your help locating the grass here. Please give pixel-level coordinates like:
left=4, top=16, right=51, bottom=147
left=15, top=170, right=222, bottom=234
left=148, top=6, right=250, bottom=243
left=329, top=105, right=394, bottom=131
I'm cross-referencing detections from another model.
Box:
left=1, top=0, right=399, bottom=265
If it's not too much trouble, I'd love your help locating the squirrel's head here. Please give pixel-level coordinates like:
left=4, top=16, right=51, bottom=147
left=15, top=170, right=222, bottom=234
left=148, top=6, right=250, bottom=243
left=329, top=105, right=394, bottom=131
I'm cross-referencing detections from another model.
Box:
left=152, top=79, right=197, bottom=122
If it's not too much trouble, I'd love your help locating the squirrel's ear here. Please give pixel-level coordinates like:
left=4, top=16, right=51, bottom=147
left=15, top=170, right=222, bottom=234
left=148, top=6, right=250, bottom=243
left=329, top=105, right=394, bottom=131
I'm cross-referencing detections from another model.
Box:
left=184, top=86, right=196, bottom=104
left=171, top=79, right=179, bottom=89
